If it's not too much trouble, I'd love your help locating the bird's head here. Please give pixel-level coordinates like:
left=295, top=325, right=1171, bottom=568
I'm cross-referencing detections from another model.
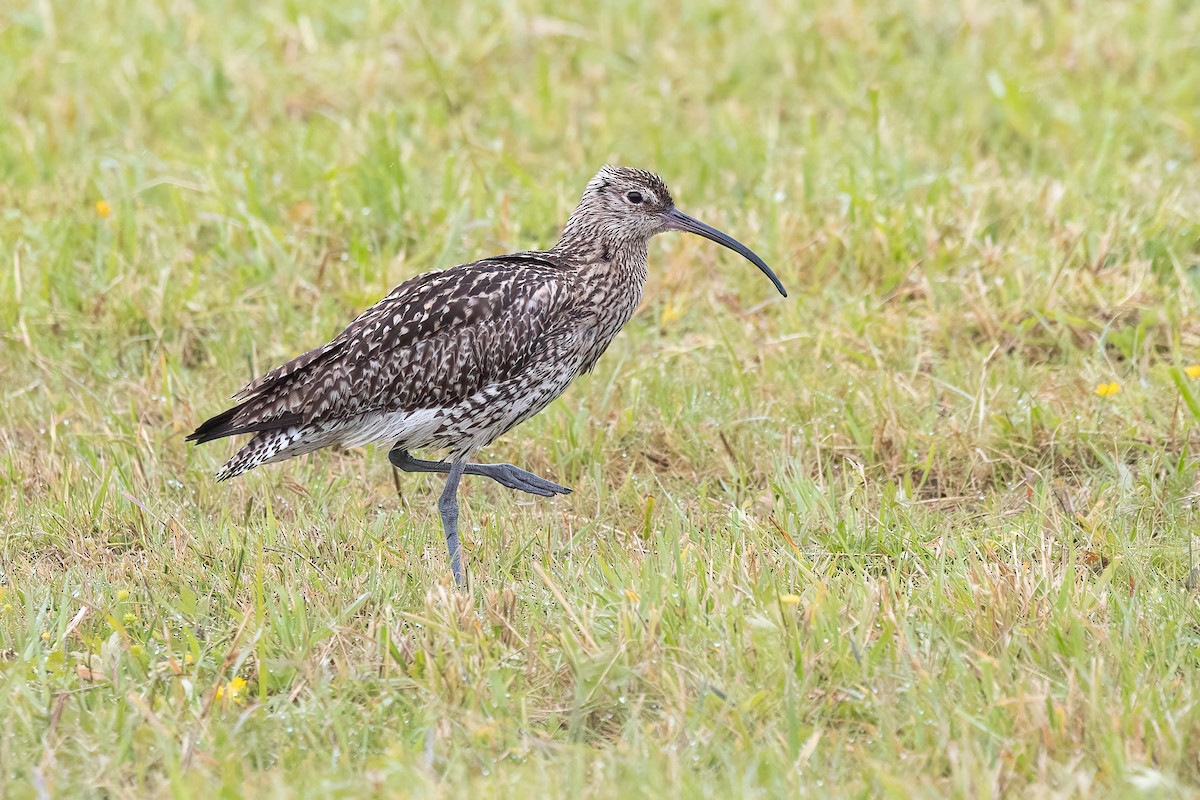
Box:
left=560, top=166, right=787, bottom=297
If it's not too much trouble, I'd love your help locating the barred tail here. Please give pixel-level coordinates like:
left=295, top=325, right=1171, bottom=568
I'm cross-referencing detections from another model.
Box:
left=213, top=422, right=346, bottom=480
left=190, top=398, right=310, bottom=480
left=214, top=427, right=304, bottom=480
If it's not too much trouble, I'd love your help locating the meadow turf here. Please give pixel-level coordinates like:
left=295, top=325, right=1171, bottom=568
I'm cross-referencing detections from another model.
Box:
left=3, top=0, right=1200, bottom=796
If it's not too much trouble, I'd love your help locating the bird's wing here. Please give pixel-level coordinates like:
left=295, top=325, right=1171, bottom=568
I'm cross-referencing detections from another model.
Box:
left=189, top=254, right=572, bottom=443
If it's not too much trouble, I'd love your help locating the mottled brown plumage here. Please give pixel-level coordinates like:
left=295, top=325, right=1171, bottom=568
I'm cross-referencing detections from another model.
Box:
left=189, top=166, right=786, bottom=584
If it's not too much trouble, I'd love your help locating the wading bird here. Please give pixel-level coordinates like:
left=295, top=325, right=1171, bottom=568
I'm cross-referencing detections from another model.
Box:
left=189, top=167, right=786, bottom=585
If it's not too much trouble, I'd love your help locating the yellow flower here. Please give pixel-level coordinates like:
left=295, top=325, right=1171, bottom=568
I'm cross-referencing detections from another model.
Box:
left=96, top=200, right=111, bottom=218
left=1186, top=365, right=1200, bottom=379
left=779, top=594, right=801, bottom=605
left=216, top=676, right=248, bottom=704
left=40, top=631, right=51, bottom=641
left=1095, top=381, right=1121, bottom=397
left=116, top=589, right=129, bottom=601
left=184, top=653, right=194, bottom=665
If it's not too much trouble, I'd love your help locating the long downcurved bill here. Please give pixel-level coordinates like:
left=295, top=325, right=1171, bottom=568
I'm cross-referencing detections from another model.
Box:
left=665, top=209, right=787, bottom=297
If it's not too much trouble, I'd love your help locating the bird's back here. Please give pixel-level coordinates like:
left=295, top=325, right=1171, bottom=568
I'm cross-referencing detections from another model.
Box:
left=189, top=253, right=580, bottom=478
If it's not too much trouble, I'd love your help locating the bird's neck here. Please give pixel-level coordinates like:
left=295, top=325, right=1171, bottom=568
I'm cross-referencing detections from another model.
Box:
left=549, top=228, right=649, bottom=361
left=549, top=235, right=648, bottom=307
left=551, top=225, right=649, bottom=291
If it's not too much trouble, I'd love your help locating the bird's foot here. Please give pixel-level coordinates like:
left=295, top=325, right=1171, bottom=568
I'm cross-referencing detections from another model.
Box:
left=389, top=448, right=570, bottom=499
left=476, top=463, right=571, bottom=498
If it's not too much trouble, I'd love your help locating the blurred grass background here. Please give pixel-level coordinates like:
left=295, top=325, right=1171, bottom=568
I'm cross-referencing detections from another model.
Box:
left=2, top=0, right=1200, bottom=796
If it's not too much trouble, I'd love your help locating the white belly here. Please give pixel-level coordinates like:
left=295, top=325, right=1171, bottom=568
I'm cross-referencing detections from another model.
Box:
left=331, top=318, right=617, bottom=458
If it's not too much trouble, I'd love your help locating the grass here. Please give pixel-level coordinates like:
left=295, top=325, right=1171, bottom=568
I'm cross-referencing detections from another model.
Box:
left=3, top=0, right=1200, bottom=795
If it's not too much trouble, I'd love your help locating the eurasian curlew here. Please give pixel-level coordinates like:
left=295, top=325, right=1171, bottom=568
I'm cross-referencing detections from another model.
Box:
left=188, top=166, right=786, bottom=585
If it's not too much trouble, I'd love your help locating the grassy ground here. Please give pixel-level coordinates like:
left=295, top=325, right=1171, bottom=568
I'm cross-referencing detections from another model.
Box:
left=3, top=0, right=1200, bottom=796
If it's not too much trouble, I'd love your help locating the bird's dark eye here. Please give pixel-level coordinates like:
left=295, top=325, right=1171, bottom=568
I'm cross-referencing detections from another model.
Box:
left=626, top=191, right=643, bottom=204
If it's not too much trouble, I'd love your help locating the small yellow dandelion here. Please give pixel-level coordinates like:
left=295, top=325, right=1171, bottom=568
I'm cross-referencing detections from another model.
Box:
left=1095, top=381, right=1121, bottom=397
left=1186, top=365, right=1200, bottom=379
left=779, top=594, right=802, bottom=605
left=116, top=589, right=129, bottom=601
left=40, top=631, right=51, bottom=641
left=216, top=676, right=248, bottom=704
left=184, top=652, right=194, bottom=665
left=96, top=200, right=111, bottom=218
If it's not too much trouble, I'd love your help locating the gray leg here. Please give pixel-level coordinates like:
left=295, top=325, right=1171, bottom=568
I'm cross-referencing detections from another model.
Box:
left=439, top=458, right=467, bottom=587
left=389, top=448, right=571, bottom=498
